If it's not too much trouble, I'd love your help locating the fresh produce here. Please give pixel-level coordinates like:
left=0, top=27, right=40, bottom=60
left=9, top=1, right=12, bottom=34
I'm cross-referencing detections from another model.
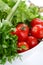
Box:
left=0, top=21, right=18, bottom=64
left=0, top=0, right=21, bottom=64
left=0, top=0, right=40, bottom=24
left=17, top=42, right=29, bottom=53
left=0, top=0, right=11, bottom=20
left=0, top=0, right=43, bottom=65
left=31, top=25, right=43, bottom=39
left=15, top=24, right=29, bottom=41
left=27, top=36, right=38, bottom=48
left=11, top=24, right=29, bottom=41
left=31, top=18, right=43, bottom=27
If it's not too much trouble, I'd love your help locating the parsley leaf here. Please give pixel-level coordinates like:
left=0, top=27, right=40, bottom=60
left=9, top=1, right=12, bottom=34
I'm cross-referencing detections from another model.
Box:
left=0, top=20, right=18, bottom=65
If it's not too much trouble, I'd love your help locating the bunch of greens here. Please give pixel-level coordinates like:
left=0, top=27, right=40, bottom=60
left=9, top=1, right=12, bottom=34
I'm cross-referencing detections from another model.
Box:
left=0, top=0, right=42, bottom=65
left=11, top=2, right=40, bottom=26
left=0, top=20, right=18, bottom=64
left=0, top=0, right=40, bottom=24
left=0, top=0, right=21, bottom=65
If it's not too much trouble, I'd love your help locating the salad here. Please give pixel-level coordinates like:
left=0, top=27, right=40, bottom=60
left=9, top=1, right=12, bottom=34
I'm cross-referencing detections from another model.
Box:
left=0, top=0, right=43, bottom=65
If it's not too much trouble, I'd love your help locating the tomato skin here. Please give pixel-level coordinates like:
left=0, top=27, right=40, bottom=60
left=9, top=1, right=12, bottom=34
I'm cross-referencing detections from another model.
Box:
left=17, top=42, right=29, bottom=53
left=16, top=24, right=29, bottom=41
left=27, top=36, right=38, bottom=48
left=31, top=18, right=43, bottom=27
left=31, top=25, right=43, bottom=39
left=16, top=24, right=29, bottom=34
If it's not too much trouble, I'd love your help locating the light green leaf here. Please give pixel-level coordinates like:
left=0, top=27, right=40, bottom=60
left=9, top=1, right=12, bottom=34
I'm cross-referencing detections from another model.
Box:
left=0, top=0, right=11, bottom=14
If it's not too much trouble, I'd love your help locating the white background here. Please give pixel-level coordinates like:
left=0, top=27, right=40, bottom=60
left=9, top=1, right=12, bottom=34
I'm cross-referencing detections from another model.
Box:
left=30, top=0, right=43, bottom=7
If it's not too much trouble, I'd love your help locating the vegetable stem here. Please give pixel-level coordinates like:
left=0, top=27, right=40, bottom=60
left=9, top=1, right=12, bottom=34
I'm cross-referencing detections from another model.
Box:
left=6, top=0, right=21, bottom=22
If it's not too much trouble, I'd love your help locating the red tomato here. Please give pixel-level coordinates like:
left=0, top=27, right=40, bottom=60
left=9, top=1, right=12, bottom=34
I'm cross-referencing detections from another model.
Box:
left=17, top=42, right=29, bottom=53
left=16, top=24, right=29, bottom=34
left=27, top=36, right=38, bottom=48
left=16, top=24, right=29, bottom=41
left=31, top=18, right=43, bottom=27
left=31, top=25, right=43, bottom=39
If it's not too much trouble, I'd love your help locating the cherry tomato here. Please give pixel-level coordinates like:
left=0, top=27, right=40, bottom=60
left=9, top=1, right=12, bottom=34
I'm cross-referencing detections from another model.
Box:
left=27, top=36, right=38, bottom=48
left=31, top=25, right=43, bottom=39
left=17, top=42, right=29, bottom=53
left=16, top=24, right=29, bottom=34
left=16, top=24, right=29, bottom=41
left=31, top=18, right=43, bottom=27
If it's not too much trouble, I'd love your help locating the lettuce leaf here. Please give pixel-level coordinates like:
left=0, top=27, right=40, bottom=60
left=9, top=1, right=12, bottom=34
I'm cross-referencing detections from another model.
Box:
left=2, top=0, right=17, bottom=8
left=12, top=2, right=40, bottom=26
left=0, top=0, right=11, bottom=13
left=0, top=0, right=11, bottom=20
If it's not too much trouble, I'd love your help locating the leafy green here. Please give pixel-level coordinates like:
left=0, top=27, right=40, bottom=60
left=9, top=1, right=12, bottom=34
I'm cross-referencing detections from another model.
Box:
left=0, top=0, right=11, bottom=20
left=0, top=0, right=40, bottom=24
left=39, top=15, right=43, bottom=20
left=0, top=20, right=18, bottom=65
left=0, top=0, right=21, bottom=65
left=0, top=11, right=8, bottom=21
left=0, top=0, right=11, bottom=13
left=12, top=2, right=40, bottom=26
left=2, top=0, right=17, bottom=8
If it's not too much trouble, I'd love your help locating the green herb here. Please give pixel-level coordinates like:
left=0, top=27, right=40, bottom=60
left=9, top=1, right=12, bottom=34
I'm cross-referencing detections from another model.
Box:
left=2, top=0, right=17, bottom=8
left=0, top=20, right=18, bottom=64
left=12, top=2, right=40, bottom=26
left=0, top=0, right=21, bottom=65
left=0, top=0, right=11, bottom=21
left=0, top=0, right=11, bottom=13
